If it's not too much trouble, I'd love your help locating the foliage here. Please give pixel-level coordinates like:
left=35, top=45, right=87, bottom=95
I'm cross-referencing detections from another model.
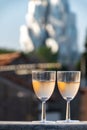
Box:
left=36, top=45, right=58, bottom=62
left=75, top=60, right=81, bottom=71
left=0, top=48, right=16, bottom=54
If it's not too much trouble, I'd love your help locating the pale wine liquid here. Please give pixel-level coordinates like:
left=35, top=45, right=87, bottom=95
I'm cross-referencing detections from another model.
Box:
left=58, top=81, right=80, bottom=100
left=33, top=80, right=55, bottom=101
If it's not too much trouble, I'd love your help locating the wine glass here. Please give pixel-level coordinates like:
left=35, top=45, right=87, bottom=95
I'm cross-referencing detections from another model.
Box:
left=32, top=70, right=56, bottom=123
left=57, top=71, right=81, bottom=123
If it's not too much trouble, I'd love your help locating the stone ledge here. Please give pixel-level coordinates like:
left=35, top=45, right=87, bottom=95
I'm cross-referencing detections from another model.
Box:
left=0, top=121, right=87, bottom=130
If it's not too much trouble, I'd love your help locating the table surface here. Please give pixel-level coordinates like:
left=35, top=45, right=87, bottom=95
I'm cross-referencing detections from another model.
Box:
left=0, top=121, right=87, bottom=130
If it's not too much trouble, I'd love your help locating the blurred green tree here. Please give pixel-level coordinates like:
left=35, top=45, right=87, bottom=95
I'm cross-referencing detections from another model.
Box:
left=0, top=48, right=16, bottom=54
left=36, top=45, right=58, bottom=63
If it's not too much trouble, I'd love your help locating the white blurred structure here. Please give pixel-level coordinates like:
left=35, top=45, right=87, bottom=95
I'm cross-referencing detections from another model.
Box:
left=19, top=0, right=79, bottom=65
left=19, top=25, right=34, bottom=53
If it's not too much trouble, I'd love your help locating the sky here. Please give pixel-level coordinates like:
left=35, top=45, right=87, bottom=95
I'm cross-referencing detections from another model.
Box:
left=0, top=0, right=87, bottom=53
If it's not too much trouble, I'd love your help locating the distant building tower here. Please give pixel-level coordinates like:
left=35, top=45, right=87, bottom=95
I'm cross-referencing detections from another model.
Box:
left=81, top=31, right=87, bottom=86
left=20, top=0, right=78, bottom=65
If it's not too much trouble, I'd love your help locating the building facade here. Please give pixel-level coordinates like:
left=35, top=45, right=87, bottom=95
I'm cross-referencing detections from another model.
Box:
left=20, top=0, right=79, bottom=65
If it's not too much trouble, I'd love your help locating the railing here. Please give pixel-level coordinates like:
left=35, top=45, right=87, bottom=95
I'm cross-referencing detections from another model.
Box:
left=0, top=63, right=61, bottom=74
left=0, top=121, right=87, bottom=130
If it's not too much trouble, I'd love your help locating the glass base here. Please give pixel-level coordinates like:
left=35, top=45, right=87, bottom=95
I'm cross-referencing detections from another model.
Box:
left=56, top=120, right=80, bottom=124
left=31, top=120, right=55, bottom=124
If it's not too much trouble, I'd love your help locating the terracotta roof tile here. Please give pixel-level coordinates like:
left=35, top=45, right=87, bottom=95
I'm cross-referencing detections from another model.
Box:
left=0, top=52, right=21, bottom=65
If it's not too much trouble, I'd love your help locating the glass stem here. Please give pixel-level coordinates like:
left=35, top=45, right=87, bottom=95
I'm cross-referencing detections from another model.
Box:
left=66, top=99, right=71, bottom=122
left=41, top=101, right=46, bottom=122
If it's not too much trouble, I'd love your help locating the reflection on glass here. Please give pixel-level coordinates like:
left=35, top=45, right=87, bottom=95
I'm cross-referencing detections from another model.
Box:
left=32, top=70, right=56, bottom=123
left=57, top=71, right=81, bottom=123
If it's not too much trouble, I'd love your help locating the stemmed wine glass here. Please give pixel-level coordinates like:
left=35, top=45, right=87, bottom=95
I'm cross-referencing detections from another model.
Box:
left=57, top=71, right=81, bottom=123
left=32, top=70, right=56, bottom=123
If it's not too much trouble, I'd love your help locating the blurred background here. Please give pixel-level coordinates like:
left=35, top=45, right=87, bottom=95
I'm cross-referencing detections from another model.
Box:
left=0, top=0, right=87, bottom=121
